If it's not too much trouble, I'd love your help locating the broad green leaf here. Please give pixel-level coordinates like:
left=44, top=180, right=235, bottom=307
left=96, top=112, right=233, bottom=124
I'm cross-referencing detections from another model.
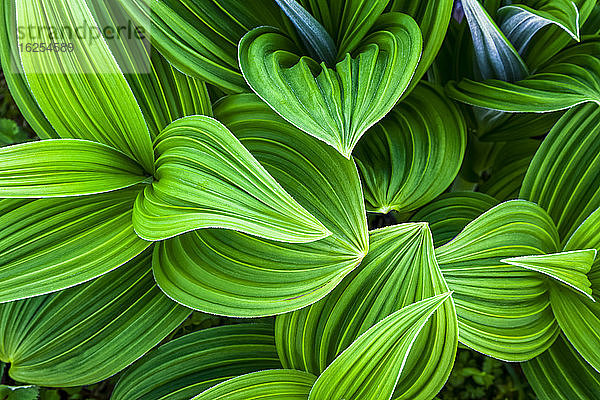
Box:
left=112, top=324, right=281, bottom=400
left=0, top=0, right=57, bottom=139
left=239, top=13, right=422, bottom=158
left=479, top=139, right=540, bottom=201
left=151, top=95, right=368, bottom=317
left=503, top=249, right=595, bottom=299
left=520, top=103, right=600, bottom=241
left=388, top=0, right=454, bottom=94
left=276, top=0, right=337, bottom=65
left=0, top=119, right=29, bottom=147
left=299, top=0, right=390, bottom=56
left=86, top=0, right=212, bottom=137
left=549, top=284, right=600, bottom=371
left=0, top=139, right=147, bottom=198
left=498, top=0, right=583, bottom=53
left=0, top=385, right=38, bottom=400
left=410, top=192, right=499, bottom=247
left=191, top=369, right=316, bottom=400
left=520, top=0, right=596, bottom=68
left=16, top=0, right=155, bottom=173
left=582, top=2, right=600, bottom=35
left=307, top=293, right=453, bottom=400
left=153, top=230, right=358, bottom=317
left=133, top=115, right=329, bottom=243
left=116, top=0, right=289, bottom=93
left=0, top=188, right=150, bottom=303
left=276, top=224, right=457, bottom=400
left=447, top=38, right=600, bottom=112
left=436, top=200, right=561, bottom=361
left=128, top=51, right=212, bottom=137
left=461, top=0, right=528, bottom=81
left=215, top=94, right=368, bottom=257
left=0, top=252, right=190, bottom=386
left=522, top=335, right=600, bottom=399
left=354, top=82, right=466, bottom=213
left=547, top=207, right=600, bottom=372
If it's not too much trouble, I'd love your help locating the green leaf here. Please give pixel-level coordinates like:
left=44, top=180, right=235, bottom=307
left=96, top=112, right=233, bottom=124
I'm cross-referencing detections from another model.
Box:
left=0, top=139, right=148, bottom=198
left=563, top=206, right=600, bottom=280
left=447, top=38, right=600, bottom=112
left=547, top=207, right=600, bottom=372
left=435, top=200, right=561, bottom=361
left=354, top=82, right=466, bottom=213
left=519, top=0, right=596, bottom=68
left=112, top=324, right=281, bottom=400
left=410, top=192, right=499, bottom=247
left=461, top=0, right=528, bottom=81
left=275, top=0, right=337, bottom=65
left=522, top=335, right=600, bottom=399
left=129, top=51, right=212, bottom=137
left=86, top=0, right=213, bottom=137
left=498, top=0, right=583, bottom=52
left=520, top=103, right=600, bottom=241
left=582, top=2, right=600, bottom=35
left=307, top=293, right=453, bottom=400
left=0, top=0, right=57, bottom=139
left=133, top=115, right=329, bottom=243
left=16, top=0, right=155, bottom=172
left=0, top=251, right=190, bottom=386
left=151, top=95, right=368, bottom=317
left=503, top=249, right=596, bottom=299
left=479, top=139, right=540, bottom=201
left=0, top=188, right=150, bottom=303
left=153, top=230, right=358, bottom=317
left=238, top=13, right=422, bottom=158
left=299, top=0, right=391, bottom=56
left=116, top=0, right=289, bottom=93
left=276, top=224, right=457, bottom=400
left=215, top=94, right=368, bottom=256
left=0, top=385, right=39, bottom=400
left=388, top=0, right=454, bottom=94
left=191, top=369, right=316, bottom=400
left=549, top=285, right=600, bottom=371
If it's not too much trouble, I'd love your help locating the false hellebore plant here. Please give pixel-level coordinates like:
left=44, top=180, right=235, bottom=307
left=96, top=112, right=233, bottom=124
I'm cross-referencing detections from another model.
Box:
left=0, top=0, right=599, bottom=399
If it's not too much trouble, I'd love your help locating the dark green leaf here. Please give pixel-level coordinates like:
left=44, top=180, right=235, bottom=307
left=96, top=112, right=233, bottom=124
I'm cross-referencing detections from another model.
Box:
left=0, top=188, right=150, bottom=303
left=0, top=252, right=190, bottom=386
left=112, top=324, right=281, bottom=400
left=239, top=13, right=422, bottom=157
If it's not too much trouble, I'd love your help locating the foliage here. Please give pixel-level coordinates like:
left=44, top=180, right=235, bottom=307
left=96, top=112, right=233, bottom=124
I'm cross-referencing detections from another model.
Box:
left=0, top=0, right=599, bottom=399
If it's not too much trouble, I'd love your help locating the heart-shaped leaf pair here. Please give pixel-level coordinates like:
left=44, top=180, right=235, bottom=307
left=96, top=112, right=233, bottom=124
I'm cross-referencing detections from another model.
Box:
left=239, top=13, right=422, bottom=158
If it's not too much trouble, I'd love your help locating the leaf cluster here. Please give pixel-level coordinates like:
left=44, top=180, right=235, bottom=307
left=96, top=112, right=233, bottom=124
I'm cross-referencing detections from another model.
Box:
left=0, top=0, right=599, bottom=399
